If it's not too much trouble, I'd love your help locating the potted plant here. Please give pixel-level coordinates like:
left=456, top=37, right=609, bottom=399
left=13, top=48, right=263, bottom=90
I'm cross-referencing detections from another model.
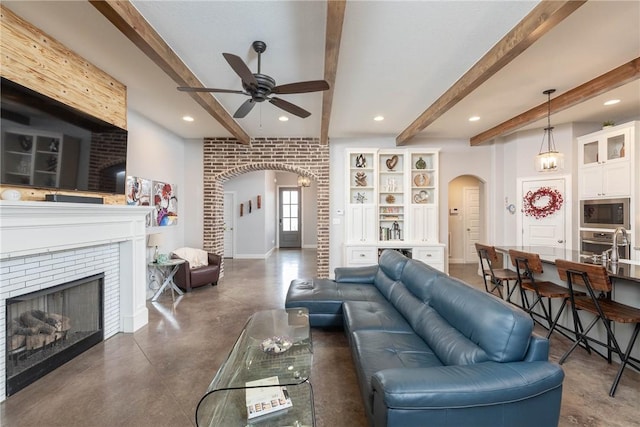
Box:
left=602, top=120, right=615, bottom=129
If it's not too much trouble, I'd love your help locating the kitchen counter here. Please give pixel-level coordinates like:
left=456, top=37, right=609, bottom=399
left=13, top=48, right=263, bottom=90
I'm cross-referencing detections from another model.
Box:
left=495, top=246, right=640, bottom=284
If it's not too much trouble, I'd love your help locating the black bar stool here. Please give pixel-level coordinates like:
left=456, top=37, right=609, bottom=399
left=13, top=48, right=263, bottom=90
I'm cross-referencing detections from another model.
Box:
left=556, top=259, right=640, bottom=397
left=475, top=243, right=518, bottom=300
left=508, top=249, right=581, bottom=339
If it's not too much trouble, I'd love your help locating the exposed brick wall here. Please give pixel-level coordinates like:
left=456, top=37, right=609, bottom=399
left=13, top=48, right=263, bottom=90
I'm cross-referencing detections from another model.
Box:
left=88, top=130, right=127, bottom=191
left=203, top=137, right=330, bottom=277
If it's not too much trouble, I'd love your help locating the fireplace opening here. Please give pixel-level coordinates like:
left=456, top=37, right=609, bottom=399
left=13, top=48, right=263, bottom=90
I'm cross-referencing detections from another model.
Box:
left=5, top=273, right=104, bottom=396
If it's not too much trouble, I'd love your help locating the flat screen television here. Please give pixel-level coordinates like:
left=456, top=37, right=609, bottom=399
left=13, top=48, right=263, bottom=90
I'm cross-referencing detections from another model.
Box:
left=1, top=78, right=127, bottom=194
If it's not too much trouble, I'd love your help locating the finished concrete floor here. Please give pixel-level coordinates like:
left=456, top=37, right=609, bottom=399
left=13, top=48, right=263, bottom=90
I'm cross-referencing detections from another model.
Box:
left=1, top=251, right=638, bottom=426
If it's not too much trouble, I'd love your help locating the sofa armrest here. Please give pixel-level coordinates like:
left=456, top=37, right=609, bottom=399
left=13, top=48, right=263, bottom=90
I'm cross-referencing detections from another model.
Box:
left=371, top=361, right=564, bottom=409
left=171, top=254, right=191, bottom=289
left=523, top=334, right=549, bottom=362
left=334, top=265, right=378, bottom=284
left=207, top=252, right=221, bottom=267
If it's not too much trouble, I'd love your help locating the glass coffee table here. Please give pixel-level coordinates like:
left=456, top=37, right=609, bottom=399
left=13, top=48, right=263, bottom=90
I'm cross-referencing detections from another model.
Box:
left=195, top=308, right=314, bottom=427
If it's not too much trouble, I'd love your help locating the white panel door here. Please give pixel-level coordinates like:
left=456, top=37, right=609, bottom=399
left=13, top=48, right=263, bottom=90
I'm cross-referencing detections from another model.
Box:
left=520, top=178, right=567, bottom=252
left=463, top=187, right=481, bottom=263
left=223, top=192, right=235, bottom=258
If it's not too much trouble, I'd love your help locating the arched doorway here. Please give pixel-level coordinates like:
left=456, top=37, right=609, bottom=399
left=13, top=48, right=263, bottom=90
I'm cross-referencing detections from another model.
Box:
left=202, top=137, right=329, bottom=277
left=448, top=175, right=486, bottom=264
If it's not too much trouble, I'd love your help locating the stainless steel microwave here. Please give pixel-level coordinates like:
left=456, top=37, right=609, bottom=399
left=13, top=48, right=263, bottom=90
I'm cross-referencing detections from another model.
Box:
left=580, top=198, right=630, bottom=230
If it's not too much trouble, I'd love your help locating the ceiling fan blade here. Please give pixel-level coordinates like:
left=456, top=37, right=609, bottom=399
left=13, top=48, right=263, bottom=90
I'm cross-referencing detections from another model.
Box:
left=177, top=87, right=247, bottom=94
left=269, top=97, right=311, bottom=118
left=233, top=99, right=256, bottom=118
left=272, top=80, right=330, bottom=94
left=223, top=53, right=258, bottom=87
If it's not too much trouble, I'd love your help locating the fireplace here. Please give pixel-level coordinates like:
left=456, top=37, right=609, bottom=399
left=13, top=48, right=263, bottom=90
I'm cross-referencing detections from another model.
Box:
left=5, top=274, right=104, bottom=396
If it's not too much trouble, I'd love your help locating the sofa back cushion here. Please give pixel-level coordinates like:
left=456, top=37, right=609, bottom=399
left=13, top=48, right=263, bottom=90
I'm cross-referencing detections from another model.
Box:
left=374, top=250, right=409, bottom=299
left=415, top=276, right=534, bottom=364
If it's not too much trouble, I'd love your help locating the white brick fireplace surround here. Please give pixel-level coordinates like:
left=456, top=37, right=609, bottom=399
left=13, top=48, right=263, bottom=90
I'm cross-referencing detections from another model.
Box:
left=0, top=201, right=151, bottom=401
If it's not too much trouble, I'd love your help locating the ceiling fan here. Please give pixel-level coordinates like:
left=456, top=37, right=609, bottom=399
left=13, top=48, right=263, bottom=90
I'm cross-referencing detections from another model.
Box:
left=177, top=41, right=329, bottom=119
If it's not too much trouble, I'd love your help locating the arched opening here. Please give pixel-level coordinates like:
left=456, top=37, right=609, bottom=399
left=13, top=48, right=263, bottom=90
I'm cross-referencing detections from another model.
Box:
left=447, top=175, right=486, bottom=264
left=202, top=137, right=329, bottom=277
left=221, top=169, right=318, bottom=258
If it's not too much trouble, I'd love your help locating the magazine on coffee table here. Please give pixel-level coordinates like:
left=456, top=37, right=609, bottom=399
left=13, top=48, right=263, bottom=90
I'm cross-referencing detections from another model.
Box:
left=245, top=376, right=292, bottom=420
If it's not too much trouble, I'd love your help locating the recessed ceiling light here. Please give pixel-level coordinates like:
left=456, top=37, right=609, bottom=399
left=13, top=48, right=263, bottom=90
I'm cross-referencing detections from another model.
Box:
left=279, top=116, right=289, bottom=122
left=604, top=99, right=620, bottom=106
left=468, top=116, right=480, bottom=122
left=182, top=115, right=194, bottom=122
left=374, top=115, right=384, bottom=121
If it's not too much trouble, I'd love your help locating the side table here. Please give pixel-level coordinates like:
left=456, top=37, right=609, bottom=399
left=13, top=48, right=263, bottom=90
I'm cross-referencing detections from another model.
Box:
left=149, top=259, right=185, bottom=302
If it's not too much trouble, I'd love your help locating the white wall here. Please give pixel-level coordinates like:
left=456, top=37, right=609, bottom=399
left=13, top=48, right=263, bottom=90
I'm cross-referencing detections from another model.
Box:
left=224, top=171, right=273, bottom=258
left=183, top=138, right=204, bottom=248
left=126, top=110, right=186, bottom=258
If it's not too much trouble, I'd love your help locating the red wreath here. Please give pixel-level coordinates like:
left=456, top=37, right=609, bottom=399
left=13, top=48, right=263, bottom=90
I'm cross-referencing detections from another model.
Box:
left=523, top=187, right=564, bottom=219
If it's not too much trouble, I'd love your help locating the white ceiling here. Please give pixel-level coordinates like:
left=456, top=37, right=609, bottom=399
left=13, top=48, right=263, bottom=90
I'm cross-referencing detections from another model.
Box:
left=4, top=1, right=640, bottom=143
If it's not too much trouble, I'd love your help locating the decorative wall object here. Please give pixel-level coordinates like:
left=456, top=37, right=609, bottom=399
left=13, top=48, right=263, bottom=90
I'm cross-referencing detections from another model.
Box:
left=522, top=187, right=563, bottom=219
left=386, top=155, right=398, bottom=170
left=152, top=181, right=178, bottom=226
left=125, top=176, right=151, bottom=206
left=355, top=154, right=366, bottom=168
left=257, top=195, right=262, bottom=209
left=355, top=172, right=367, bottom=186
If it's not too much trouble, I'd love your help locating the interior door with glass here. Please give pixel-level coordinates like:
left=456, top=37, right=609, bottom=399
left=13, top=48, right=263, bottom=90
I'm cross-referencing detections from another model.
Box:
left=279, top=187, right=301, bottom=248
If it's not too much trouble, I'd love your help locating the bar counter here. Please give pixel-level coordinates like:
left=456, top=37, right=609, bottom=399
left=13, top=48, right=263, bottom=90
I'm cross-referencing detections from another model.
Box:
left=494, top=245, right=640, bottom=363
left=495, top=246, right=640, bottom=284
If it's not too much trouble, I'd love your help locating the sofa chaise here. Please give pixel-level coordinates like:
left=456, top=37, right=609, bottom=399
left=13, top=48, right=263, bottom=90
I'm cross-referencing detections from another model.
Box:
left=285, top=249, right=564, bottom=427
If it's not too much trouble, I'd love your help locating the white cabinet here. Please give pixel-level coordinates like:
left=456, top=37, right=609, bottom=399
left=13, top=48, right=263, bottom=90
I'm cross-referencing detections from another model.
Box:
left=413, top=245, right=445, bottom=271
left=345, top=246, right=378, bottom=266
left=578, top=125, right=632, bottom=198
left=343, top=148, right=444, bottom=270
left=410, top=205, right=438, bottom=243
left=346, top=204, right=376, bottom=243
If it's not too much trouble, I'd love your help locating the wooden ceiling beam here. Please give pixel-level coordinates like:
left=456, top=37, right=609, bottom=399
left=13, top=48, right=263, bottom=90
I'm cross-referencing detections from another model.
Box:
left=321, top=0, right=347, bottom=145
left=396, top=0, right=586, bottom=146
left=89, top=0, right=250, bottom=144
left=470, top=57, right=640, bottom=146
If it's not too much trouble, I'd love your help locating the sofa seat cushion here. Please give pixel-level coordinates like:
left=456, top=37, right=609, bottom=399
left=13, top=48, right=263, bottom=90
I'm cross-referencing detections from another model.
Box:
left=343, top=301, right=414, bottom=336
left=285, top=279, right=387, bottom=327
left=351, top=330, right=443, bottom=389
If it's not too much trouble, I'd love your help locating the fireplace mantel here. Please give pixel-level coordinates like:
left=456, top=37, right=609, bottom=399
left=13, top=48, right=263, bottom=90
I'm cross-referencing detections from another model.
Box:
left=0, top=201, right=151, bottom=332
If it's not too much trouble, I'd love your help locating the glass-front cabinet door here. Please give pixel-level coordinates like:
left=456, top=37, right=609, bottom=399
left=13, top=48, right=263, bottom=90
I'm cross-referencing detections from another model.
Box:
left=579, top=127, right=630, bottom=166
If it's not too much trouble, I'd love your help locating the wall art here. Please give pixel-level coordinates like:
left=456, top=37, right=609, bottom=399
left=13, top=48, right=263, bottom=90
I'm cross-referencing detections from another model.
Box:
left=125, top=176, right=151, bottom=206
left=152, top=181, right=178, bottom=226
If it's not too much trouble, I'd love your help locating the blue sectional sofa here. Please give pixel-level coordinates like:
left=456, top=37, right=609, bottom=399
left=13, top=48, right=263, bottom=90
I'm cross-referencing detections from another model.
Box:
left=285, top=250, right=564, bottom=427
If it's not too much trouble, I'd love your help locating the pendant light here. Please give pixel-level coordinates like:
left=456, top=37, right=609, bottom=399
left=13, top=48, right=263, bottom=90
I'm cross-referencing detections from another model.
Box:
left=297, top=175, right=311, bottom=187
left=535, top=89, right=564, bottom=172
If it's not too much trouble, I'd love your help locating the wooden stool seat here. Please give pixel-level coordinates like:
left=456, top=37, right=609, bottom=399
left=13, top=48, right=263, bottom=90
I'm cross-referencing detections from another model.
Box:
left=509, top=249, right=574, bottom=340
left=556, top=259, right=640, bottom=397
left=475, top=243, right=518, bottom=299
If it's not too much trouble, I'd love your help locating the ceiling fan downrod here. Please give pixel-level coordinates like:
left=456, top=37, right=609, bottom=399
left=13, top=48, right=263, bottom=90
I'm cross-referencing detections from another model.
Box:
left=252, top=41, right=267, bottom=74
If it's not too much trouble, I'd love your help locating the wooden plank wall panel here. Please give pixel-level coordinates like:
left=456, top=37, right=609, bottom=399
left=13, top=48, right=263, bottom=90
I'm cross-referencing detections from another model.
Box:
left=0, top=5, right=127, bottom=129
